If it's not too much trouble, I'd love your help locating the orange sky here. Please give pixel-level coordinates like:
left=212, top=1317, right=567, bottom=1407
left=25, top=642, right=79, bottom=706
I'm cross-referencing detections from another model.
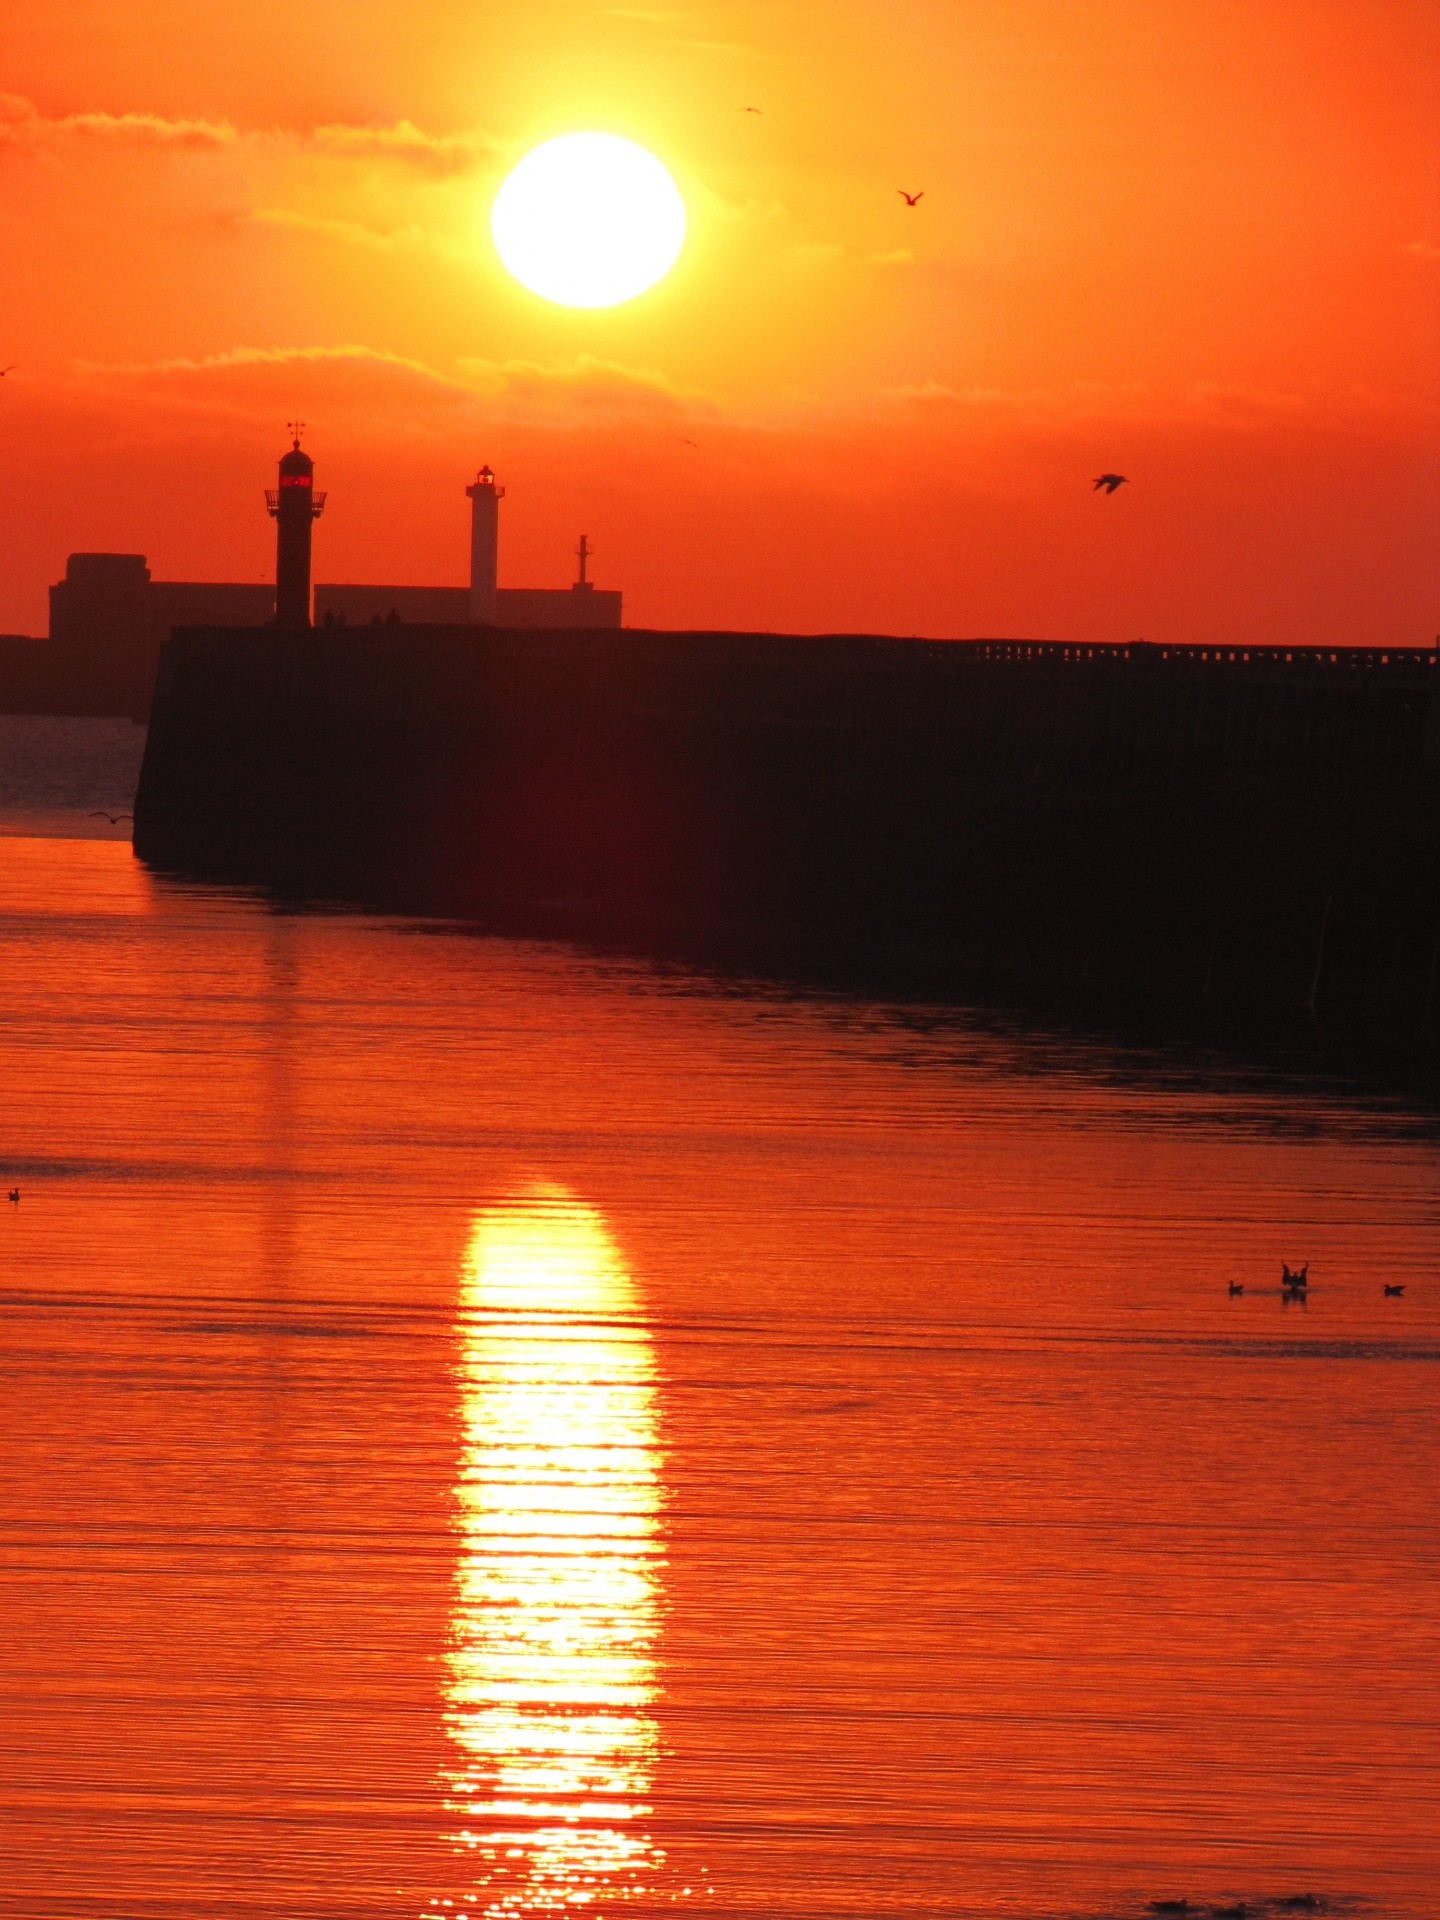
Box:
left=1, top=0, right=1436, bottom=644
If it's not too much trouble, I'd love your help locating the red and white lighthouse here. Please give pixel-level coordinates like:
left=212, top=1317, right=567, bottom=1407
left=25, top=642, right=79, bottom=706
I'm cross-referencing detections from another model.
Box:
left=465, top=465, right=504, bottom=625
left=265, top=429, right=326, bottom=628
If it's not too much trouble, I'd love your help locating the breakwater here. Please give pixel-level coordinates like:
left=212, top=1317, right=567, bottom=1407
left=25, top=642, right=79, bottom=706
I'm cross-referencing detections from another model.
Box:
left=134, top=624, right=1440, bottom=1029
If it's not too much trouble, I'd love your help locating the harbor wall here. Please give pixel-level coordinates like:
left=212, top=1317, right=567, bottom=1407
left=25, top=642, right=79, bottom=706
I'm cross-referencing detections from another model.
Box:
left=133, top=624, right=1440, bottom=1024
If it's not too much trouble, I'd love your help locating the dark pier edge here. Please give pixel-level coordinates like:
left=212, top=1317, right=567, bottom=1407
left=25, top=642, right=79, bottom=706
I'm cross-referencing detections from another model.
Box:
left=134, top=624, right=1440, bottom=1077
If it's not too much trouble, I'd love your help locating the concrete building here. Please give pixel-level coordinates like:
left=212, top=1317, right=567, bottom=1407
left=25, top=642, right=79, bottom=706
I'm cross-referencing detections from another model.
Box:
left=0, top=555, right=274, bottom=720
left=50, top=555, right=276, bottom=717
left=315, top=466, right=622, bottom=632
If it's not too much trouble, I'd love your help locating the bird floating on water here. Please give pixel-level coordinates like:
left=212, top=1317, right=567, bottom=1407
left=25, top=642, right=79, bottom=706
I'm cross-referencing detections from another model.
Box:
left=7, top=1188, right=19, bottom=1204
left=1383, top=1283, right=1405, bottom=1297
left=1228, top=1281, right=1244, bottom=1296
left=898, top=189, right=924, bottom=206
left=1093, top=473, right=1128, bottom=493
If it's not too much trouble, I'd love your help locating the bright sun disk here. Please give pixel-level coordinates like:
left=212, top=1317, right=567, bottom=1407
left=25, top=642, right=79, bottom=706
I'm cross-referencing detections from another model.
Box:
left=490, top=133, right=687, bottom=310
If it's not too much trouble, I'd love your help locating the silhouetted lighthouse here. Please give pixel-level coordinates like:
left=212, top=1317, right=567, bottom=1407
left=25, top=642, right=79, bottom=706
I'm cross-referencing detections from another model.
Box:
left=466, top=465, right=504, bottom=624
left=265, top=428, right=326, bottom=628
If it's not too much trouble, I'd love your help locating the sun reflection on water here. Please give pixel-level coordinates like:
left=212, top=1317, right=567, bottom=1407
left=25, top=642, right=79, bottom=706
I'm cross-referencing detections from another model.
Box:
left=443, top=1188, right=665, bottom=1915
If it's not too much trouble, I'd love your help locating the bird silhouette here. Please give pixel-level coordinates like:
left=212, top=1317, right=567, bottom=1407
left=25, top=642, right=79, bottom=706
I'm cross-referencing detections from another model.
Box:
left=1383, top=1283, right=1405, bottom=1297
left=741, top=105, right=762, bottom=114
left=1093, top=473, right=1127, bottom=493
left=678, top=437, right=699, bottom=449
left=7, top=1188, right=18, bottom=1204
left=0, top=366, right=15, bottom=377
left=89, top=811, right=132, bottom=824
left=1228, top=1281, right=1244, bottom=1296
left=898, top=189, right=923, bottom=206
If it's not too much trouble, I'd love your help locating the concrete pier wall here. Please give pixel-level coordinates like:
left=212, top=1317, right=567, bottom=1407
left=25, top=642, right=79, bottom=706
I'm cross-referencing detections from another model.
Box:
left=134, top=625, right=1440, bottom=1024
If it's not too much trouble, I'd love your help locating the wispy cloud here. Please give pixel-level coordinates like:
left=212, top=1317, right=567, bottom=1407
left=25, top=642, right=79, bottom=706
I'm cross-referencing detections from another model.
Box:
left=875, top=376, right=1434, bottom=435
left=246, top=207, right=465, bottom=255
left=0, top=94, right=493, bottom=173
left=0, top=93, right=236, bottom=148
left=72, top=341, right=718, bottom=429
left=77, top=341, right=462, bottom=388
left=661, top=38, right=750, bottom=54
left=308, top=117, right=496, bottom=176
left=457, top=351, right=717, bottom=420
left=1404, top=240, right=1440, bottom=262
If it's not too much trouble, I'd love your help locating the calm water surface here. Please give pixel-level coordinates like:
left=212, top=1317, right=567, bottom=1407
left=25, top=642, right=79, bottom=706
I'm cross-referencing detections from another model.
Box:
left=0, top=834, right=1435, bottom=1920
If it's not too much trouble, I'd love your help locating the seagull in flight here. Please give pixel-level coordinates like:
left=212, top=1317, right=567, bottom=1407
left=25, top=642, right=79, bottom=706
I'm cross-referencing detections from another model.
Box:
left=741, top=105, right=763, bottom=114
left=898, top=189, right=924, bottom=207
left=0, top=366, right=16, bottom=377
left=89, top=811, right=132, bottom=824
left=1093, top=473, right=1127, bottom=493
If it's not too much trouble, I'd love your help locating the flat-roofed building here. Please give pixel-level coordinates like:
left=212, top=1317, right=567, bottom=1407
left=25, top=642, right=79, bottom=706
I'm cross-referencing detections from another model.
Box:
left=47, top=554, right=274, bottom=717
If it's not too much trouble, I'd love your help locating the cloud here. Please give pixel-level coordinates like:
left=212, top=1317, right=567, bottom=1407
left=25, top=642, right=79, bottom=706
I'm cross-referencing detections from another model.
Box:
left=308, top=117, right=496, bottom=176
left=457, top=352, right=718, bottom=422
left=69, top=341, right=718, bottom=434
left=70, top=343, right=469, bottom=420
left=1404, top=240, right=1440, bottom=262
left=868, top=248, right=913, bottom=266
left=0, top=93, right=235, bottom=148
left=661, top=38, right=750, bottom=54
left=880, top=380, right=1069, bottom=411
left=0, top=93, right=492, bottom=173
left=874, top=376, right=1434, bottom=438
left=246, top=207, right=464, bottom=255
left=87, top=342, right=453, bottom=381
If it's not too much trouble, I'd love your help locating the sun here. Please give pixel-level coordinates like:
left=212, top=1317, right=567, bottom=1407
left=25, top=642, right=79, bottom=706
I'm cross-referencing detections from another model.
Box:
left=490, top=133, right=687, bottom=310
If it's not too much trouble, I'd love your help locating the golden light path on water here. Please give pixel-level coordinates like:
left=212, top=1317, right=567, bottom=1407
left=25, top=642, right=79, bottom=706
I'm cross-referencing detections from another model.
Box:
left=442, top=1189, right=666, bottom=1916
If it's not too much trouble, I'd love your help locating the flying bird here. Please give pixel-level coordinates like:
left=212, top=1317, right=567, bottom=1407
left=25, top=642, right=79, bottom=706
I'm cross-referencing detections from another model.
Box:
left=741, top=105, right=763, bottom=114
left=89, top=811, right=132, bottom=824
left=678, top=437, right=699, bottom=449
left=0, top=366, right=16, bottom=377
left=1093, top=473, right=1128, bottom=493
left=898, top=190, right=924, bottom=206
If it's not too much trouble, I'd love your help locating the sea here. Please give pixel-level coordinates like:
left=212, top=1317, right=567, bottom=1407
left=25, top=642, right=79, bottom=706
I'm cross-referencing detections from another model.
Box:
left=0, top=715, right=1435, bottom=1920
